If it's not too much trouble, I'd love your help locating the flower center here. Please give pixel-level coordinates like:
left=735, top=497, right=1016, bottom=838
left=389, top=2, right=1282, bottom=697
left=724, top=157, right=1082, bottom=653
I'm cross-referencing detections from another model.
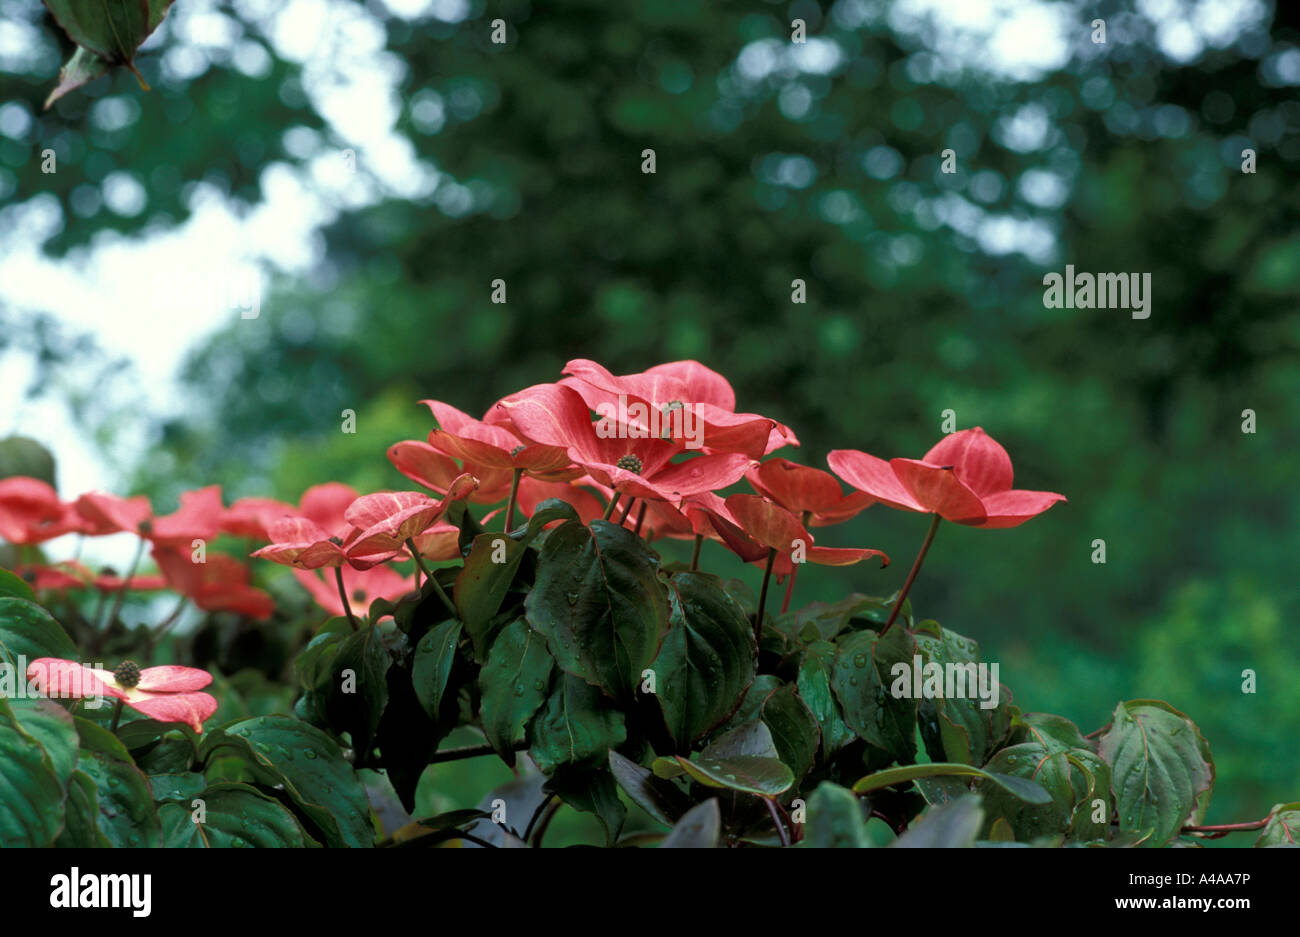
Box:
left=114, top=660, right=142, bottom=688
left=329, top=536, right=344, bottom=546
left=510, top=445, right=525, bottom=456
left=352, top=589, right=368, bottom=602
left=615, top=454, right=643, bottom=474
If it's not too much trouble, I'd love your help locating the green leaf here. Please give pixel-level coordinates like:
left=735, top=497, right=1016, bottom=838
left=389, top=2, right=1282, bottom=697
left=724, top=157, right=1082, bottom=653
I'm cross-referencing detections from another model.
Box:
left=794, top=593, right=894, bottom=642
left=892, top=794, right=984, bottom=848
left=796, top=641, right=856, bottom=754
left=158, top=782, right=315, bottom=847
left=660, top=798, right=721, bottom=848
left=202, top=715, right=374, bottom=847
left=0, top=567, right=36, bottom=602
left=1256, top=803, right=1300, bottom=847
left=149, top=771, right=207, bottom=802
left=54, top=771, right=109, bottom=847
left=976, top=713, right=1113, bottom=844
left=1098, top=700, right=1215, bottom=848
left=0, top=597, right=79, bottom=666
left=74, top=716, right=162, bottom=847
left=852, top=761, right=1052, bottom=804
left=525, top=519, right=669, bottom=699
left=479, top=617, right=553, bottom=765
left=412, top=619, right=463, bottom=720
left=666, top=754, right=794, bottom=797
left=912, top=621, right=1010, bottom=766
left=528, top=672, right=627, bottom=774
left=988, top=817, right=1016, bottom=841
left=608, top=749, right=691, bottom=827
left=831, top=624, right=918, bottom=762
left=759, top=683, right=819, bottom=785
left=456, top=499, right=579, bottom=657
left=804, top=781, right=872, bottom=848
left=42, top=0, right=152, bottom=63
left=294, top=621, right=390, bottom=751
left=0, top=696, right=67, bottom=846
left=656, top=720, right=794, bottom=797
left=9, top=698, right=78, bottom=785
left=146, top=0, right=176, bottom=32
left=705, top=718, right=782, bottom=759
left=0, top=436, right=56, bottom=485
left=545, top=766, right=627, bottom=846
left=653, top=571, right=757, bottom=747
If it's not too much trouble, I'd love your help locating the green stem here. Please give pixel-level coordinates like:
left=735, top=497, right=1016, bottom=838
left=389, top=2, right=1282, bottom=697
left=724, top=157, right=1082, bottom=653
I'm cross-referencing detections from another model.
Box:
left=150, top=595, right=190, bottom=641
left=407, top=538, right=457, bottom=617
left=530, top=798, right=561, bottom=848
left=504, top=468, right=523, bottom=532
left=633, top=501, right=647, bottom=537
left=601, top=493, right=622, bottom=521
left=334, top=565, right=358, bottom=631
left=101, top=537, right=145, bottom=629
left=406, top=538, right=429, bottom=585
left=689, top=534, right=703, bottom=571
left=428, top=740, right=528, bottom=764
left=882, top=513, right=941, bottom=631
left=523, top=792, right=556, bottom=843
left=109, top=698, right=125, bottom=735
left=618, top=496, right=636, bottom=526
left=755, top=547, right=777, bottom=644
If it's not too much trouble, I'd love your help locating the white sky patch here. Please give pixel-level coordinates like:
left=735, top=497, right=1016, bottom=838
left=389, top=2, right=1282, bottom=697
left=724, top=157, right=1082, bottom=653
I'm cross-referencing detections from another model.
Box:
left=887, top=0, right=1071, bottom=81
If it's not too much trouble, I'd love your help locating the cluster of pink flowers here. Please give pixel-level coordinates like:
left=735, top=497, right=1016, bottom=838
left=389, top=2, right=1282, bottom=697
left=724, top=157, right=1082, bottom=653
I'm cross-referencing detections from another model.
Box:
left=3, top=359, right=1066, bottom=735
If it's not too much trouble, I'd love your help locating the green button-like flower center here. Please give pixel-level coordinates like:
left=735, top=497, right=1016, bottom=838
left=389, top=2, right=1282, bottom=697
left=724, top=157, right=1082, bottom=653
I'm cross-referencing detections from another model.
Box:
left=114, top=660, right=142, bottom=688
left=615, top=454, right=643, bottom=474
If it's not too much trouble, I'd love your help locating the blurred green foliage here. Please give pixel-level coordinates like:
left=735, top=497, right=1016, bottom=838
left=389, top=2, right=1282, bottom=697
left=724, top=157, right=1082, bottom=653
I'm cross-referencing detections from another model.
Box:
left=3, top=0, right=1298, bottom=830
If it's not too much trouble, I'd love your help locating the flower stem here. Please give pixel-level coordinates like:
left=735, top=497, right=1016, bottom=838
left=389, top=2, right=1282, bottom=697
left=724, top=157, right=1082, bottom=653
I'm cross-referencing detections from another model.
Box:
left=101, top=536, right=145, bottom=629
left=780, top=565, right=799, bottom=614
left=150, top=595, right=190, bottom=641
left=782, top=510, right=810, bottom=613
left=109, top=698, right=125, bottom=735
left=406, top=538, right=429, bottom=585
left=601, top=493, right=622, bottom=521
left=765, top=796, right=791, bottom=847
left=504, top=468, right=523, bottom=532
left=618, top=496, right=636, bottom=526
left=1181, top=818, right=1270, bottom=838
left=689, top=534, right=703, bottom=571
left=755, top=547, right=777, bottom=644
left=334, top=566, right=359, bottom=630
left=407, top=538, right=456, bottom=617
left=633, top=501, right=647, bottom=537
left=882, top=513, right=941, bottom=631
